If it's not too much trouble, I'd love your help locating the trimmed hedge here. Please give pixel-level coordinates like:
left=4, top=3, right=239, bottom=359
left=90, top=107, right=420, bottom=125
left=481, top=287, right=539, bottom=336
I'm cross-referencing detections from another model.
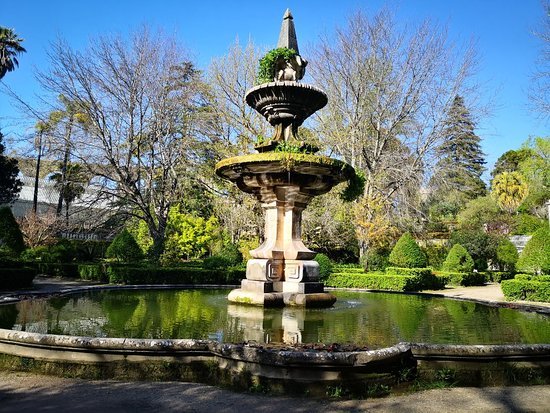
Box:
left=76, top=263, right=245, bottom=285
left=0, top=267, right=37, bottom=289
left=436, top=271, right=486, bottom=287
left=333, top=266, right=364, bottom=274
left=501, top=279, right=550, bottom=302
left=36, top=262, right=80, bottom=278
left=514, top=273, right=550, bottom=282
left=386, top=267, right=445, bottom=290
left=326, top=267, right=445, bottom=291
left=326, top=272, right=418, bottom=291
left=484, top=271, right=515, bottom=283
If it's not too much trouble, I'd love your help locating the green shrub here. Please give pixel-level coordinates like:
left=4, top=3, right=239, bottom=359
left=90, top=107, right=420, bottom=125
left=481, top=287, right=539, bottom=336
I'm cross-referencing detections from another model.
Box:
left=70, top=240, right=109, bottom=261
left=0, top=207, right=25, bottom=257
left=326, top=272, right=416, bottom=291
left=204, top=242, right=242, bottom=269
left=333, top=266, right=364, bottom=273
left=362, top=247, right=390, bottom=271
left=449, top=229, right=495, bottom=271
left=512, top=214, right=546, bottom=235
left=106, top=230, right=144, bottom=263
left=78, top=263, right=108, bottom=282
left=516, top=227, right=550, bottom=274
left=105, top=264, right=244, bottom=285
left=442, top=244, right=475, bottom=273
left=314, top=253, right=333, bottom=281
left=326, top=267, right=444, bottom=291
left=495, top=238, right=519, bottom=271
left=388, top=232, right=427, bottom=268
left=485, top=271, right=515, bottom=283
left=423, top=244, right=448, bottom=270
left=385, top=266, right=444, bottom=290
left=437, top=271, right=486, bottom=286
left=36, top=262, right=79, bottom=278
left=514, top=273, right=550, bottom=282
left=0, top=267, right=37, bottom=289
left=501, top=279, right=550, bottom=302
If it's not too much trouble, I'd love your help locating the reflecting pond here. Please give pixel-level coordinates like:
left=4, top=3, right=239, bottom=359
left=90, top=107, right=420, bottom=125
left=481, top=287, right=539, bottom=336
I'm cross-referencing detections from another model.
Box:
left=0, top=288, right=548, bottom=349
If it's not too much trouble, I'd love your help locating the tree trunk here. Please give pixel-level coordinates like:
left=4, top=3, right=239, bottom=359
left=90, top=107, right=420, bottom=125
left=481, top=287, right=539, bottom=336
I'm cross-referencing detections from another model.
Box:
left=56, top=122, right=72, bottom=216
left=33, top=133, right=42, bottom=214
left=148, top=215, right=168, bottom=261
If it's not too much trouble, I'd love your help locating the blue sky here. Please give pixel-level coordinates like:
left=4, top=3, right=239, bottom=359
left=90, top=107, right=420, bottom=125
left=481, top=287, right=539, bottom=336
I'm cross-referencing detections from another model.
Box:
left=1, top=0, right=548, bottom=179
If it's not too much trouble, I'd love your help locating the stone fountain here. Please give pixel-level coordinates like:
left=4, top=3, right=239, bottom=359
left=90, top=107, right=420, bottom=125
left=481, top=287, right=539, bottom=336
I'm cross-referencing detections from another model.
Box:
left=215, top=9, right=355, bottom=307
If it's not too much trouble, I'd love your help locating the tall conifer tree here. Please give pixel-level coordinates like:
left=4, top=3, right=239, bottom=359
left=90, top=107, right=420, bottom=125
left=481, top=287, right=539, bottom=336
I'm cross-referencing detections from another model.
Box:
left=429, top=96, right=486, bottom=214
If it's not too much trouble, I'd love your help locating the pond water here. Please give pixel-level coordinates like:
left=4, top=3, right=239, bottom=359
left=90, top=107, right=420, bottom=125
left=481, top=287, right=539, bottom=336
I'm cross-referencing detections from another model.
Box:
left=0, top=288, right=548, bottom=349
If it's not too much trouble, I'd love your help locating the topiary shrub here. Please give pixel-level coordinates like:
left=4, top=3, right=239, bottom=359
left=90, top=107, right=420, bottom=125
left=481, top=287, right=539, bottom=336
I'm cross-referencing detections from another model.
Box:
left=516, top=226, right=550, bottom=274
left=105, top=230, right=144, bottom=263
left=362, top=247, right=390, bottom=271
left=495, top=238, right=519, bottom=272
left=449, top=229, right=495, bottom=271
left=442, top=244, right=475, bottom=273
left=388, top=232, right=427, bottom=268
left=0, top=206, right=25, bottom=257
left=314, top=253, right=333, bottom=281
left=423, top=244, right=448, bottom=271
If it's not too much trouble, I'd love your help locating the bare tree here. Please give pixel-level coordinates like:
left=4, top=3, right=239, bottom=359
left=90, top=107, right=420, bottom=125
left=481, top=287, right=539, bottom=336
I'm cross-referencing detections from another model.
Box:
left=308, top=9, right=480, bottom=256
left=206, top=39, right=269, bottom=244
left=37, top=28, right=211, bottom=258
left=529, top=1, right=550, bottom=122
left=207, top=39, right=270, bottom=157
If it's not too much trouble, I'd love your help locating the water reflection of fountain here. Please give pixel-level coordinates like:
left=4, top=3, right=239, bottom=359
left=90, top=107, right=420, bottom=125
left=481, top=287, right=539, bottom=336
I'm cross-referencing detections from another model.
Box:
left=227, top=304, right=323, bottom=345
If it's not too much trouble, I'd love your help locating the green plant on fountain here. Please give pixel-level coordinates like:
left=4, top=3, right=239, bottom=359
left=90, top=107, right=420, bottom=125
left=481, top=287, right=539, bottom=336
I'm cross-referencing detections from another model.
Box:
left=215, top=9, right=358, bottom=307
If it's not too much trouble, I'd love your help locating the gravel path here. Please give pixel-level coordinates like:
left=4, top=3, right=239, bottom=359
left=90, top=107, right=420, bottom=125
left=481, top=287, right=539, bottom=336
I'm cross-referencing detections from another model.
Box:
left=1, top=371, right=549, bottom=413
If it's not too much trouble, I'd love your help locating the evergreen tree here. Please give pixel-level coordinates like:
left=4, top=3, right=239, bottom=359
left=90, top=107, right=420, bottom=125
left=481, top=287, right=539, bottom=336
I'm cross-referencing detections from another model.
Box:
left=429, top=96, right=486, bottom=214
left=491, top=148, right=533, bottom=180
left=0, top=131, right=22, bottom=204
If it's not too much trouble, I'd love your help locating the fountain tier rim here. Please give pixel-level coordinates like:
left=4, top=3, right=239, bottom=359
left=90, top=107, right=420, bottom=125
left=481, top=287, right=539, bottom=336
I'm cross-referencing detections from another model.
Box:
left=215, top=152, right=354, bottom=179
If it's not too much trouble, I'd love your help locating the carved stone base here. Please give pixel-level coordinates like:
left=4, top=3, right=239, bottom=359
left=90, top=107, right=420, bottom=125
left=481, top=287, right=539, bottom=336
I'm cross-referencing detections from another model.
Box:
left=227, top=289, right=336, bottom=308
left=233, top=257, right=335, bottom=308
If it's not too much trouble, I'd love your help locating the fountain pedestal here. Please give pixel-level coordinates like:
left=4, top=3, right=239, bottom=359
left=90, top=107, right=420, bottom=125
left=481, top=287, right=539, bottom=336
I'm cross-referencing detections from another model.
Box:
left=217, top=154, right=353, bottom=307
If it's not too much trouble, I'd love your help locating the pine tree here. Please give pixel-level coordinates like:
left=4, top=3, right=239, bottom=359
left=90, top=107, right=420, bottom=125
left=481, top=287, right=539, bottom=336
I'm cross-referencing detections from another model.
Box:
left=0, top=131, right=22, bottom=204
left=428, top=96, right=486, bottom=216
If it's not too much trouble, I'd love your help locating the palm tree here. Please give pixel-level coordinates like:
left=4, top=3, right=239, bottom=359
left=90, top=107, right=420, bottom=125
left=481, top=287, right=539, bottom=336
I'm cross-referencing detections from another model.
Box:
left=48, top=95, right=90, bottom=216
left=49, top=163, right=88, bottom=225
left=0, top=27, right=26, bottom=79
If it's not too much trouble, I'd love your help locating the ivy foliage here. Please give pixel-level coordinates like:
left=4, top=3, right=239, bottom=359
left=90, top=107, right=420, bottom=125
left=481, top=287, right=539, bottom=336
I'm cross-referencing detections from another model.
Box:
left=257, top=47, right=297, bottom=84
left=516, top=226, right=550, bottom=274
left=442, top=243, right=474, bottom=273
left=388, top=232, right=427, bottom=268
left=341, top=170, right=365, bottom=202
left=106, top=229, right=144, bottom=263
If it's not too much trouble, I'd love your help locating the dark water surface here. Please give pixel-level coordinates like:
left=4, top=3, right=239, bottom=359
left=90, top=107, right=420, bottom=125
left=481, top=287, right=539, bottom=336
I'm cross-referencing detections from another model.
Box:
left=0, top=288, right=548, bottom=348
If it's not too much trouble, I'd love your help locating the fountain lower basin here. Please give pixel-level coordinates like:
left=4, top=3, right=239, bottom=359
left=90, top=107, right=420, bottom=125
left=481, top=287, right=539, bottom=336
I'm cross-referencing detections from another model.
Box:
left=0, top=286, right=548, bottom=395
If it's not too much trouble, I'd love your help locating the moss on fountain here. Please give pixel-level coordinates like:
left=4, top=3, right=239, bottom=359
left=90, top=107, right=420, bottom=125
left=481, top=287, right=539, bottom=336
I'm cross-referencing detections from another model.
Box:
left=215, top=152, right=355, bottom=176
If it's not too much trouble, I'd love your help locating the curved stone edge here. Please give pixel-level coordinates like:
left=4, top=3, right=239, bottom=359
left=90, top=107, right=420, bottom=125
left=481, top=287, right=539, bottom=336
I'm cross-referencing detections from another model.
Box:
left=215, top=152, right=354, bottom=177
left=1, top=285, right=549, bottom=391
